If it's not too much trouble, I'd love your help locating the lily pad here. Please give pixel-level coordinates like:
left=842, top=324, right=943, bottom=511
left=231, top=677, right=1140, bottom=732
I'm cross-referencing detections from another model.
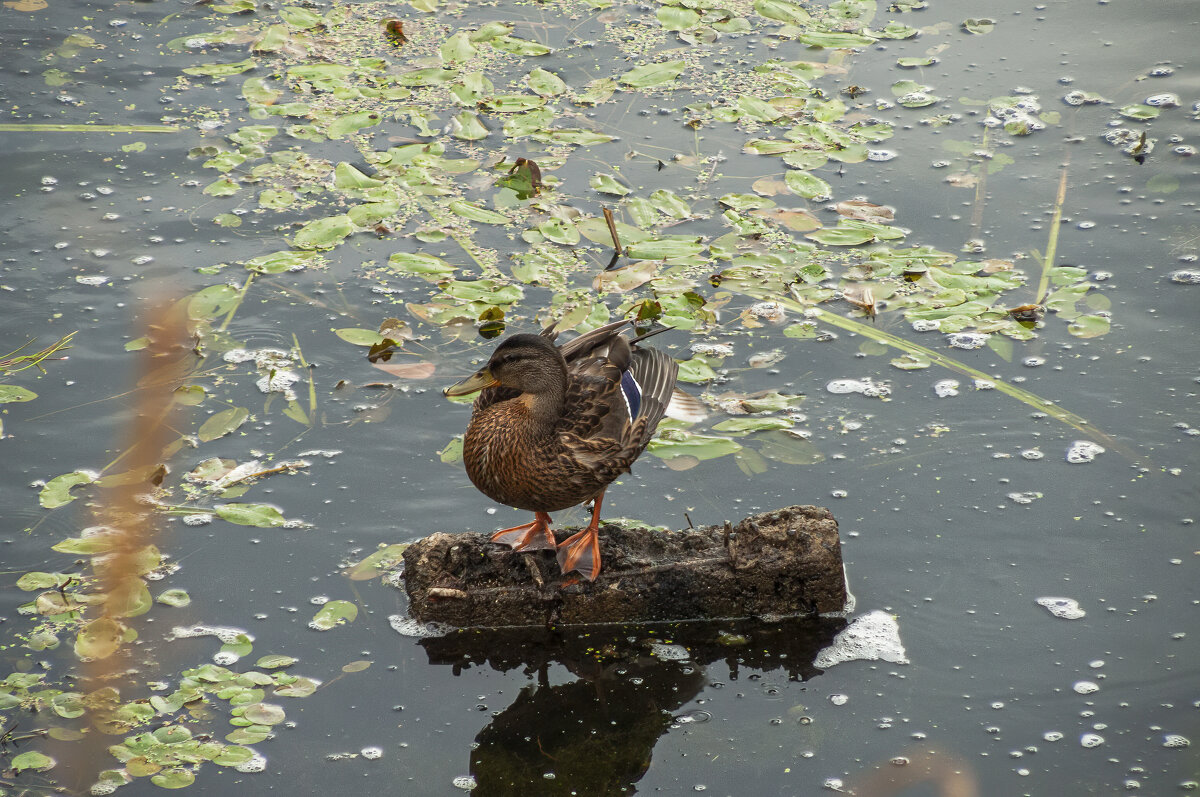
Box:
left=311, top=599, right=358, bottom=630
left=215, top=503, right=287, bottom=527
left=619, top=60, right=686, bottom=89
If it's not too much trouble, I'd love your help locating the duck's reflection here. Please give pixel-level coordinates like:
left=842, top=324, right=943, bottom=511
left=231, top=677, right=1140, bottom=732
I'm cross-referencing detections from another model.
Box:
left=419, top=617, right=844, bottom=796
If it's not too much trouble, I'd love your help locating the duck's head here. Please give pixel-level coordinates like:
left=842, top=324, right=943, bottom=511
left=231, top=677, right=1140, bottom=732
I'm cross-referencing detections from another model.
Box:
left=444, top=334, right=566, bottom=397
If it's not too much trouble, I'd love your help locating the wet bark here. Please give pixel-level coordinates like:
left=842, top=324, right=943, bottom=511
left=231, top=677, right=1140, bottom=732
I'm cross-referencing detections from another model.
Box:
left=402, top=505, right=846, bottom=627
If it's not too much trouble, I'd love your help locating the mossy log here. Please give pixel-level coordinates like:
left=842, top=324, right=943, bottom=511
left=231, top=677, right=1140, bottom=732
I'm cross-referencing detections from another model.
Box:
left=403, top=505, right=845, bottom=627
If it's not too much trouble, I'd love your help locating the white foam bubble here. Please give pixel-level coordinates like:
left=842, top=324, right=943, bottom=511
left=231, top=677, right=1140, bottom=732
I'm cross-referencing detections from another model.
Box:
left=1036, top=597, right=1085, bottom=620
left=814, top=610, right=909, bottom=668
left=388, top=615, right=449, bottom=638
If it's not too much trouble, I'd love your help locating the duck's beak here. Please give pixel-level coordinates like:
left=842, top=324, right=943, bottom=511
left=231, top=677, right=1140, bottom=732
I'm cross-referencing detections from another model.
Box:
left=444, top=368, right=498, bottom=397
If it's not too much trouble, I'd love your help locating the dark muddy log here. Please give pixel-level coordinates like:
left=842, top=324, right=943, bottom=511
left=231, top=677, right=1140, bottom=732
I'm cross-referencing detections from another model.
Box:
left=403, top=505, right=845, bottom=627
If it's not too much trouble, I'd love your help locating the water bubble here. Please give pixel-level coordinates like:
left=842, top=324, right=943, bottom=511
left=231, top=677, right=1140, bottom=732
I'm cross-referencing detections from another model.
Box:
left=1023, top=356, right=1045, bottom=367
left=823, top=778, right=845, bottom=791
left=1080, top=733, right=1105, bottom=748
left=452, top=775, right=477, bottom=790
left=947, top=332, right=989, bottom=349
left=76, top=275, right=110, bottom=286
left=1044, top=731, right=1064, bottom=742
left=236, top=752, right=267, bottom=772
left=361, top=746, right=383, bottom=760
left=1174, top=145, right=1198, bottom=157
left=1021, top=449, right=1044, bottom=460
left=1066, top=440, right=1105, bottom=464
left=1168, top=269, right=1200, bottom=284
left=815, top=610, right=909, bottom=668
left=1163, top=734, right=1190, bottom=748
left=1007, top=492, right=1042, bottom=505
left=911, top=318, right=940, bottom=332
left=690, top=342, right=734, bottom=357
left=829, top=694, right=849, bottom=706
left=933, top=379, right=959, bottom=398
left=649, top=642, right=690, bottom=661
left=825, top=378, right=891, bottom=397
left=1036, top=597, right=1086, bottom=620
left=673, top=709, right=712, bottom=724
left=1073, top=681, right=1100, bottom=694
left=1145, top=93, right=1179, bottom=107
left=1148, top=66, right=1175, bottom=77
left=388, top=615, right=449, bottom=638
left=867, top=150, right=897, bottom=161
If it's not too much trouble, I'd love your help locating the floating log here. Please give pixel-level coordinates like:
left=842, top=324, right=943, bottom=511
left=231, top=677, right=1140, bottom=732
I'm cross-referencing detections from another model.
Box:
left=402, top=505, right=845, bottom=627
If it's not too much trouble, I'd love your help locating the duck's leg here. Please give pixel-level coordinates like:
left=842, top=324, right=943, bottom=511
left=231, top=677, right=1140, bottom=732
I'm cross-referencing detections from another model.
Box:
left=490, top=511, right=556, bottom=551
left=556, top=491, right=605, bottom=581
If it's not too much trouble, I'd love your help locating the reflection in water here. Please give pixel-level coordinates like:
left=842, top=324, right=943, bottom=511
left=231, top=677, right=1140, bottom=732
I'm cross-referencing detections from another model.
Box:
left=420, top=617, right=845, bottom=796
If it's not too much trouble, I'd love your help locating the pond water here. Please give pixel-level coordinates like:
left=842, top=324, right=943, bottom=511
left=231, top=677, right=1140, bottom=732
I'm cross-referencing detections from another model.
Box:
left=1, top=0, right=1197, bottom=795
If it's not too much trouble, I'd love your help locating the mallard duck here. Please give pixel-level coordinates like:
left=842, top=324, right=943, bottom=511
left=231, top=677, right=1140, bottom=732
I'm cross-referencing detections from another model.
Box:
left=444, top=319, right=678, bottom=581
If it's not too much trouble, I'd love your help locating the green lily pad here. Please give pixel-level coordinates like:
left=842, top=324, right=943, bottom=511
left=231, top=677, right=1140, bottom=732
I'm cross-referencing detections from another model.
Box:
left=590, top=173, right=631, bottom=196
left=0, top=384, right=37, bottom=403
left=785, top=169, right=831, bottom=198
left=311, top=599, right=358, bottom=630
left=292, top=214, right=355, bottom=250
left=754, top=0, right=810, bottom=23
left=526, top=67, right=567, bottom=96
left=39, top=471, right=95, bottom=509
left=215, top=503, right=287, bottom=527
left=619, top=60, right=686, bottom=88
left=198, top=407, right=249, bottom=442
left=648, top=431, right=742, bottom=462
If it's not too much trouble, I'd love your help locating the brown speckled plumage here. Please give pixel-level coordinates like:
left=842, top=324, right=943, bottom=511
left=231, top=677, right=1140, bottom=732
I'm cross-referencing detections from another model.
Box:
left=444, top=319, right=678, bottom=580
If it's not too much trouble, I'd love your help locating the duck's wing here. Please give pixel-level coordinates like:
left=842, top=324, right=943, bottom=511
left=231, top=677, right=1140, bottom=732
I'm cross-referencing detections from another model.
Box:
left=557, top=328, right=678, bottom=470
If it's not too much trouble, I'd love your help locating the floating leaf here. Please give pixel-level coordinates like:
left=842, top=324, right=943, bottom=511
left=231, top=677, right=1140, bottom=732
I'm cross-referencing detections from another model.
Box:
left=335, top=328, right=387, bottom=346
left=244, top=250, right=320, bottom=274
left=216, top=503, right=286, bottom=527
left=11, top=751, right=55, bottom=773
left=75, top=617, right=122, bottom=660
left=157, top=589, right=191, bottom=607
left=590, top=173, right=630, bottom=196
left=961, top=18, right=995, bottom=34
left=292, top=214, right=355, bottom=250
left=257, top=654, right=298, bottom=669
left=799, top=31, right=876, bottom=48
left=713, top=416, right=794, bottom=433
left=451, top=110, right=489, bottom=140
left=440, top=31, right=477, bottom=62
left=756, top=430, right=824, bottom=464
left=1068, top=314, right=1111, bottom=338
left=151, top=769, right=196, bottom=789
left=526, top=67, right=566, bottom=96
left=489, top=35, right=551, bottom=56
left=388, top=251, right=457, bottom=278
left=619, top=60, right=686, bottom=88
left=754, top=0, right=810, bottom=23
left=658, top=5, right=701, bottom=30
left=624, top=236, right=706, bottom=260
left=39, top=471, right=94, bottom=509
left=648, top=431, right=742, bottom=462
left=806, top=226, right=876, bottom=246
left=1117, top=104, right=1159, bottom=121
left=345, top=544, right=410, bottom=580
left=785, top=169, right=831, bottom=198
left=311, top=599, right=358, bottom=630
left=198, top=407, right=249, bottom=442
left=448, top=200, right=509, bottom=224
left=327, top=111, right=382, bottom=138
left=0, top=385, right=37, bottom=403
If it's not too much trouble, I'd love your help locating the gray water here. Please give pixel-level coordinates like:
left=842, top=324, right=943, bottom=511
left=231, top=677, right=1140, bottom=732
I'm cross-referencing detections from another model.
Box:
left=1, top=1, right=1197, bottom=795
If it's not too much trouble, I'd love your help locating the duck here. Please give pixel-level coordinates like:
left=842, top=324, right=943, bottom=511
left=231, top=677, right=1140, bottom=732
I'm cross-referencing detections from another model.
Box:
left=443, top=318, right=679, bottom=581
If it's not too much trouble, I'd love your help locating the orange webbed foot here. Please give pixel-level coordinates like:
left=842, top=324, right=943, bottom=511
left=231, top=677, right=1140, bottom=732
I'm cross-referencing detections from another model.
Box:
left=490, top=511, right=556, bottom=551
left=556, top=526, right=601, bottom=581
